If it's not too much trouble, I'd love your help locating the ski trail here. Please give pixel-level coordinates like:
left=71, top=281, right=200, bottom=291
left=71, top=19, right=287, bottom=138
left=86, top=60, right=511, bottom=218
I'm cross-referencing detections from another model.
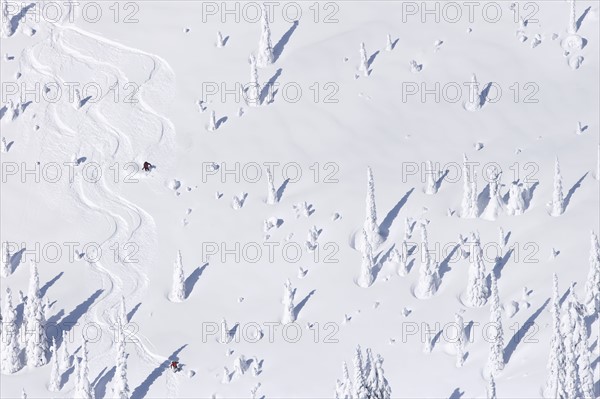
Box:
left=17, top=17, right=178, bottom=397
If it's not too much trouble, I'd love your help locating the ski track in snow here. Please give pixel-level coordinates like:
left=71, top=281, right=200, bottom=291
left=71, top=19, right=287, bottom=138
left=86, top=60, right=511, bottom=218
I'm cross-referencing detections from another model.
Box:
left=18, top=20, right=176, bottom=397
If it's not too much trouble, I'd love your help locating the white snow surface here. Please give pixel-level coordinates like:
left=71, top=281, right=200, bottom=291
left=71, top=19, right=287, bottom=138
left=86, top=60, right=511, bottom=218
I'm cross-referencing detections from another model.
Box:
left=1, top=1, right=599, bottom=398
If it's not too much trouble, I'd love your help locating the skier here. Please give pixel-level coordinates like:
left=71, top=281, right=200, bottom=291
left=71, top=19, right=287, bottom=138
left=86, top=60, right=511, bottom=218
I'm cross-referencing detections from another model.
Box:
left=170, top=360, right=180, bottom=373
left=143, top=161, right=153, bottom=172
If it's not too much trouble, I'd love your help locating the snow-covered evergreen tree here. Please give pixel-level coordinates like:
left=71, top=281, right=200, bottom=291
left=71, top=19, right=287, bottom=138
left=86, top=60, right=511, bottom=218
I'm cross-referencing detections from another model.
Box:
left=25, top=261, right=48, bottom=367
left=59, top=330, right=71, bottom=371
left=571, top=295, right=594, bottom=399
left=482, top=169, right=504, bottom=220
left=487, top=373, right=497, bottom=399
left=568, top=0, right=577, bottom=34
left=487, top=272, right=504, bottom=375
left=391, top=240, right=410, bottom=276
left=465, top=73, right=481, bottom=111
left=385, top=34, right=393, bottom=51
left=359, top=42, right=369, bottom=76
left=1, top=288, right=22, bottom=374
left=358, top=229, right=375, bottom=288
left=424, top=160, right=438, bottom=194
left=363, top=166, right=383, bottom=249
left=583, top=231, right=600, bottom=316
left=170, top=250, right=186, bottom=302
left=282, top=279, right=296, bottom=324
left=374, top=354, right=391, bottom=399
left=119, top=295, right=128, bottom=328
left=506, top=182, right=525, bottom=216
left=455, top=312, right=466, bottom=367
left=461, top=154, right=477, bottom=218
left=246, top=54, right=261, bottom=106
left=75, top=339, right=93, bottom=399
left=21, top=388, right=27, bottom=399
left=562, top=285, right=580, bottom=399
left=207, top=110, right=217, bottom=131
left=335, top=361, right=353, bottom=399
left=353, top=346, right=368, bottom=398
left=112, top=325, right=130, bottom=399
left=545, top=273, right=566, bottom=398
left=48, top=338, right=61, bottom=391
left=465, top=235, right=488, bottom=307
left=266, top=166, right=278, bottom=204
left=1, top=241, right=10, bottom=278
left=416, top=222, right=440, bottom=298
left=0, top=137, right=8, bottom=153
left=550, top=157, right=564, bottom=216
left=257, top=5, right=274, bottom=67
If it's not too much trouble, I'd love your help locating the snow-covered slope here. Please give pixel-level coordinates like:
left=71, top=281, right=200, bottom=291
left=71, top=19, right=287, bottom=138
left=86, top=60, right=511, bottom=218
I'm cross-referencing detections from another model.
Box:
left=1, top=1, right=599, bottom=398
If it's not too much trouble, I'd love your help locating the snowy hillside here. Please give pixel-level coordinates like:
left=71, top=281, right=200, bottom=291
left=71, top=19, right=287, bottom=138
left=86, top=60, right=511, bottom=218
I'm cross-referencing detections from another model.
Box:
left=1, top=0, right=599, bottom=398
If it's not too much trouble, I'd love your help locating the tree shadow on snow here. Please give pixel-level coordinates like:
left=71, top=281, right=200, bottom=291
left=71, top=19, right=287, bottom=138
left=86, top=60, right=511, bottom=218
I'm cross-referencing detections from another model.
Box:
left=95, top=365, right=116, bottom=398
left=276, top=178, right=290, bottom=202
left=9, top=247, right=26, bottom=273
left=577, top=6, right=592, bottom=31
left=185, top=263, right=208, bottom=299
left=492, top=248, right=514, bottom=280
left=127, top=302, right=142, bottom=322
left=379, top=188, right=414, bottom=239
left=131, top=344, right=188, bottom=399
left=449, top=387, right=464, bottom=399
left=10, top=3, right=35, bottom=33
left=273, top=20, right=299, bottom=62
left=563, top=172, right=588, bottom=211
left=439, top=243, right=460, bottom=279
left=504, top=297, right=549, bottom=363
left=294, top=289, right=316, bottom=319
left=40, top=271, right=64, bottom=297
left=367, top=51, right=380, bottom=73
left=56, top=289, right=104, bottom=346
left=260, top=68, right=283, bottom=104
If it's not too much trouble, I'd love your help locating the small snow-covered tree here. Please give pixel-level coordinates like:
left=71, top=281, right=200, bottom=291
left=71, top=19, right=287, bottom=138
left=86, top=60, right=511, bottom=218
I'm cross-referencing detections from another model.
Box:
left=506, top=182, right=525, bottom=216
left=246, top=54, right=261, bottom=106
left=1, top=288, right=22, bottom=374
left=1, top=0, right=14, bottom=38
left=465, top=235, right=488, bottom=307
left=583, top=231, right=600, bottom=316
left=59, top=330, right=71, bottom=371
left=424, top=160, right=438, bottom=195
left=455, top=312, right=466, bottom=367
left=550, top=157, right=564, bottom=216
left=562, top=285, right=580, bottom=399
left=353, top=346, right=368, bottom=398
left=568, top=0, right=577, bottom=34
left=1, top=241, right=10, bottom=278
left=119, top=295, right=128, bottom=328
left=363, top=166, right=382, bottom=249
left=482, top=169, right=504, bottom=220
left=358, top=229, right=375, bottom=288
left=487, top=373, right=497, bottom=399
left=257, top=5, right=274, bottom=67
left=216, top=31, right=225, bottom=47
left=461, top=154, right=477, bottom=218
left=207, top=110, right=217, bottom=131
left=385, top=34, right=393, bottom=51
left=170, top=250, right=186, bottom=302
left=75, top=339, right=93, bottom=399
left=25, top=261, right=48, bottom=367
left=112, top=326, right=130, bottom=399
left=48, top=339, right=61, bottom=391
left=282, top=279, right=295, bottom=324
left=545, top=273, right=566, bottom=398
left=487, top=272, right=505, bottom=375
left=392, top=240, right=410, bottom=276
left=0, top=137, right=8, bottom=153
left=266, top=166, right=278, bottom=204
left=465, top=73, right=481, bottom=111
left=374, top=354, right=391, bottom=399
left=416, top=222, right=440, bottom=298
left=359, top=42, right=369, bottom=76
